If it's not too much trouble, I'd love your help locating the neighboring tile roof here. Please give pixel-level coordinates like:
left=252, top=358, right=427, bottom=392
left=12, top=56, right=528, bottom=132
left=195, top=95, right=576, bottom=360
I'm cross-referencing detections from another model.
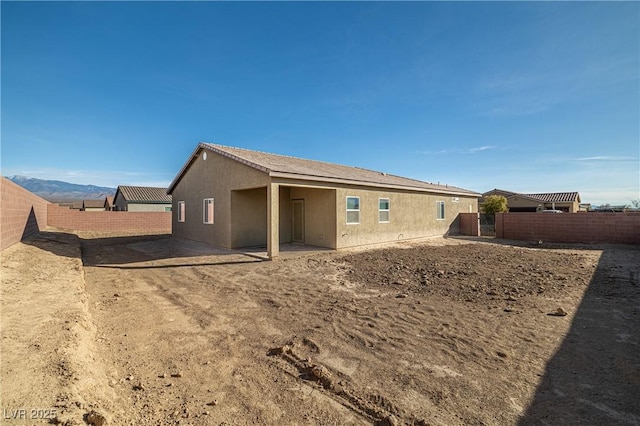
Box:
left=104, top=196, right=114, bottom=207
left=169, top=142, right=481, bottom=197
left=83, top=199, right=105, bottom=208
left=484, top=189, right=580, bottom=203
left=116, top=186, right=172, bottom=203
left=523, top=192, right=580, bottom=203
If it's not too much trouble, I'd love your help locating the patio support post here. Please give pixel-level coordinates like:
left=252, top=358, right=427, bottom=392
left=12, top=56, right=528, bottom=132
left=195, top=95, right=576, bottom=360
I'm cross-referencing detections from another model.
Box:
left=267, top=182, right=280, bottom=259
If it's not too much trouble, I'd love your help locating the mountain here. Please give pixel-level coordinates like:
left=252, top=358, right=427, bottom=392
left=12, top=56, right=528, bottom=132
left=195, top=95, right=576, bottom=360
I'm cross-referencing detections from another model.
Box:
left=6, top=175, right=116, bottom=202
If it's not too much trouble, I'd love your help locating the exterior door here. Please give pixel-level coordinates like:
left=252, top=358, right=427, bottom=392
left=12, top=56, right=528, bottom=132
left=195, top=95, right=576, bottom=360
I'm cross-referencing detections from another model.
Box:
left=291, top=199, right=305, bottom=243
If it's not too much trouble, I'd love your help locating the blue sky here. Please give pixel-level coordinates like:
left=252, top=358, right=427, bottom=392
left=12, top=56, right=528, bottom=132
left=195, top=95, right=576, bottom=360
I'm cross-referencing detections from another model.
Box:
left=2, top=2, right=638, bottom=205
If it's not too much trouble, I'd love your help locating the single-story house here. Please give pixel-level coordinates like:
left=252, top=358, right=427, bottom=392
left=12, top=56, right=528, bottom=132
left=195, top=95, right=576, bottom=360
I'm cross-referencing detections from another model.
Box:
left=113, top=186, right=172, bottom=212
left=82, top=199, right=106, bottom=211
left=482, top=189, right=581, bottom=213
left=104, top=196, right=115, bottom=211
left=168, top=143, right=481, bottom=258
left=69, top=201, right=84, bottom=210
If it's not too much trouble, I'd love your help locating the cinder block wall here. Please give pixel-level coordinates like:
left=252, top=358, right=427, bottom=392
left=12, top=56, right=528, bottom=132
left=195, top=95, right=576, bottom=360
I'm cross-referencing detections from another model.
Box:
left=496, top=212, right=640, bottom=245
left=0, top=177, right=50, bottom=251
left=458, top=212, right=480, bottom=236
left=47, top=204, right=171, bottom=233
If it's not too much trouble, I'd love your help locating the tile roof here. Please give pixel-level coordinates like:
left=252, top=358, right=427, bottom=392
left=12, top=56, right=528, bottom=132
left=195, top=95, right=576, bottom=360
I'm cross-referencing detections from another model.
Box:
left=104, top=196, right=114, bottom=206
left=169, top=142, right=480, bottom=197
left=116, top=186, right=172, bottom=203
left=523, top=192, right=580, bottom=203
left=483, top=189, right=580, bottom=203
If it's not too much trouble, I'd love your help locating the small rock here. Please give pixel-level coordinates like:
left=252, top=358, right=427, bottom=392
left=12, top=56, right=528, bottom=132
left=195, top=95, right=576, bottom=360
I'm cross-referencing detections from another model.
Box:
left=126, top=375, right=134, bottom=381
left=86, top=411, right=107, bottom=426
left=311, top=365, right=329, bottom=379
left=173, top=371, right=183, bottom=378
left=159, top=373, right=167, bottom=378
left=206, top=399, right=219, bottom=406
left=113, top=293, right=121, bottom=298
left=549, top=307, right=568, bottom=317
left=396, top=293, right=408, bottom=299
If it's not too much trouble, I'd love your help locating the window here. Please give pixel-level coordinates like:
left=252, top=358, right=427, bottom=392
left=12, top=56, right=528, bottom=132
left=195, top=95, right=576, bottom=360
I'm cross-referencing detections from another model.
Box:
left=203, top=198, right=214, bottom=224
left=178, top=201, right=185, bottom=222
left=379, top=198, right=390, bottom=223
left=436, top=201, right=445, bottom=220
left=346, top=196, right=360, bottom=224
left=164, top=206, right=172, bottom=212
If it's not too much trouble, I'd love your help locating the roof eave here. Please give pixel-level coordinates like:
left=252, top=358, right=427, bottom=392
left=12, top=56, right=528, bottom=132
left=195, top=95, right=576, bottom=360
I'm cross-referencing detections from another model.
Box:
left=167, top=142, right=270, bottom=194
left=269, top=171, right=481, bottom=197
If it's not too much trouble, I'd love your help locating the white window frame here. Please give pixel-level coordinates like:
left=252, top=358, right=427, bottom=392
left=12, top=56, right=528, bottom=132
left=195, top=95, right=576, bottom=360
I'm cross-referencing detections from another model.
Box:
left=178, top=201, right=185, bottom=223
left=436, top=201, right=445, bottom=220
left=203, top=198, right=214, bottom=224
left=379, top=198, right=390, bottom=223
left=346, top=196, right=360, bottom=225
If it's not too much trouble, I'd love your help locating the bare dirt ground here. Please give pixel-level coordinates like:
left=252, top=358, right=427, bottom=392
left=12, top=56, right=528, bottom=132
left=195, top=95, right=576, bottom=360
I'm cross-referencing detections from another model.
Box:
left=1, top=230, right=639, bottom=425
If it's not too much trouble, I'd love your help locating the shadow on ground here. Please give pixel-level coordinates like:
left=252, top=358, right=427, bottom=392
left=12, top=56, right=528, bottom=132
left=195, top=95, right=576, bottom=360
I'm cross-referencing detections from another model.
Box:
left=519, top=246, right=640, bottom=425
left=451, top=236, right=640, bottom=423
left=22, top=230, right=328, bottom=268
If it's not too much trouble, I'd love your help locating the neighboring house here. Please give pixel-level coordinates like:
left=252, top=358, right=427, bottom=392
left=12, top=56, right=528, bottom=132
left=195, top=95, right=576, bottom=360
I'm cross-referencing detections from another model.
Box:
left=113, top=186, right=172, bottom=212
left=68, top=201, right=84, bottom=210
left=482, top=189, right=581, bottom=213
left=104, top=196, right=115, bottom=211
left=168, top=143, right=481, bottom=258
left=82, top=199, right=106, bottom=211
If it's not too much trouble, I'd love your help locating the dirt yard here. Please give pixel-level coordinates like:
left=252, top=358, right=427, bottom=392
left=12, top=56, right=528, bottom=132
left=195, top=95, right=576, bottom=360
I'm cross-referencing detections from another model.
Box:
left=1, top=231, right=639, bottom=425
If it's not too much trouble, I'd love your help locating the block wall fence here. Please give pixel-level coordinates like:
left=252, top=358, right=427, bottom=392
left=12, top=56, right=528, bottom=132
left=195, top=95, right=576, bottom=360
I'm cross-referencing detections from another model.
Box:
left=47, top=204, right=172, bottom=233
left=0, top=178, right=50, bottom=251
left=1, top=177, right=171, bottom=251
left=458, top=212, right=480, bottom=237
left=496, top=212, right=640, bottom=245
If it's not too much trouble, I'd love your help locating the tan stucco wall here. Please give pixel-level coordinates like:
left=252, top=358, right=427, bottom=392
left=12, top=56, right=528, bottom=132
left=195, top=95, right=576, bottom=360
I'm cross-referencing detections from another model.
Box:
left=127, top=203, right=172, bottom=212
left=507, top=197, right=543, bottom=211
left=289, top=187, right=337, bottom=249
left=230, top=187, right=267, bottom=248
left=279, top=187, right=292, bottom=243
left=113, top=193, right=127, bottom=211
left=171, top=148, right=269, bottom=247
left=334, top=187, right=477, bottom=249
